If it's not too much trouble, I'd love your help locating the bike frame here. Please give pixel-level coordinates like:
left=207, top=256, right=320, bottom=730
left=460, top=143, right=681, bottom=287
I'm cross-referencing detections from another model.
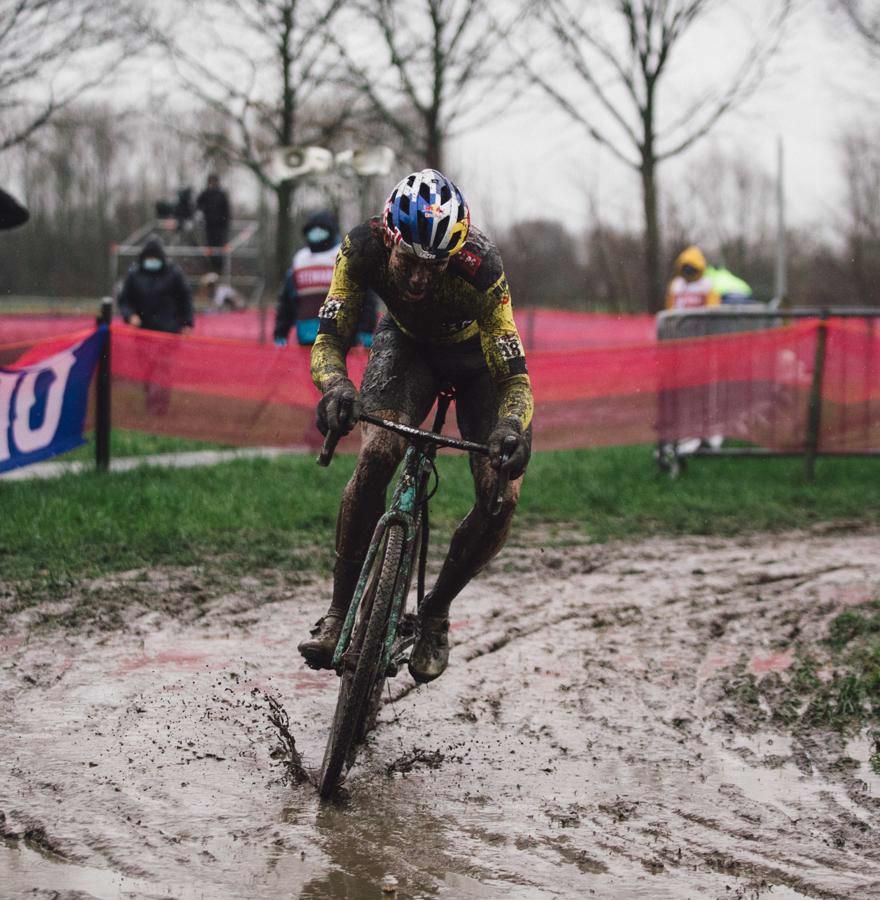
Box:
left=330, top=391, right=478, bottom=674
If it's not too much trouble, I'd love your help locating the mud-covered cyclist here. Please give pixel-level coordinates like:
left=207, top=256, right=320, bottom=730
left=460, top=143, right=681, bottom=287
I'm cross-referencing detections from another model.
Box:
left=298, top=169, right=533, bottom=683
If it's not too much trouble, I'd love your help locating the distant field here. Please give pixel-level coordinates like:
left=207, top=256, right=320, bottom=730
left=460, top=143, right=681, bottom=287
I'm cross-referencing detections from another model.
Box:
left=2, top=431, right=879, bottom=592
left=0, top=296, right=100, bottom=315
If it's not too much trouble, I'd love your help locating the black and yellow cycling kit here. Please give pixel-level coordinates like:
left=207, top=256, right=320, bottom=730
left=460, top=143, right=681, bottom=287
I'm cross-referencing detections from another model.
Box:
left=310, top=218, right=533, bottom=431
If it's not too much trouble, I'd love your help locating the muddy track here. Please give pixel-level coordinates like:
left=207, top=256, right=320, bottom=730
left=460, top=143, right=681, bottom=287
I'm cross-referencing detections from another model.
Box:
left=1, top=529, right=879, bottom=899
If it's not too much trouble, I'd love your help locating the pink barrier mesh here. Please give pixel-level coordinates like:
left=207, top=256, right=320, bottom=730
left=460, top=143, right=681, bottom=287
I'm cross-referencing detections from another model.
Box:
left=2, top=308, right=656, bottom=350
left=3, top=319, right=878, bottom=453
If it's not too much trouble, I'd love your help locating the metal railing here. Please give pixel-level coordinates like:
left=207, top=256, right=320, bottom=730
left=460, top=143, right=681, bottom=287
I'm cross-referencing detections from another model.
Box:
left=110, top=218, right=265, bottom=307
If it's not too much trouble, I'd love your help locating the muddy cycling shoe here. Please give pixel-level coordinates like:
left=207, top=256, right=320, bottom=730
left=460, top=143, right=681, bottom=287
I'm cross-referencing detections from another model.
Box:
left=297, top=613, right=344, bottom=670
left=408, top=616, right=450, bottom=684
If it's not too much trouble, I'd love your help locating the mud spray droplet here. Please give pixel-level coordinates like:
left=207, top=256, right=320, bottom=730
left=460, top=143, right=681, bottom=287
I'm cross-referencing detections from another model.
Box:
left=258, top=690, right=311, bottom=785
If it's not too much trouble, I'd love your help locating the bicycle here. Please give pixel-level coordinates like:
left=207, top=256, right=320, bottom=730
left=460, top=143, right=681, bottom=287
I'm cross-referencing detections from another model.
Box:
left=314, top=387, right=514, bottom=799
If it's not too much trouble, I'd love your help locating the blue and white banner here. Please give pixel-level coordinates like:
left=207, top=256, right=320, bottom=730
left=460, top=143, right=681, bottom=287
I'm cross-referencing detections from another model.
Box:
left=0, top=328, right=106, bottom=474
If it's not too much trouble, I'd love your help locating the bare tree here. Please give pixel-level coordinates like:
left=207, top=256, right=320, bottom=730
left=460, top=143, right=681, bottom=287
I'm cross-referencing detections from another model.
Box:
left=336, top=0, right=527, bottom=170
left=160, top=0, right=350, bottom=278
left=837, top=0, right=880, bottom=50
left=528, top=0, right=793, bottom=312
left=840, top=123, right=880, bottom=305
left=0, top=0, right=147, bottom=152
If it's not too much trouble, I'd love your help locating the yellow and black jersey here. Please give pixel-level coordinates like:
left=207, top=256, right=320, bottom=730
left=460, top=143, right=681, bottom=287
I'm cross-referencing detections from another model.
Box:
left=311, top=218, right=533, bottom=430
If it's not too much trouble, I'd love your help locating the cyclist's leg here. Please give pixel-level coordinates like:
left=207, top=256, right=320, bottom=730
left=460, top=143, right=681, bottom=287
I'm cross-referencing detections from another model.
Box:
left=423, top=372, right=530, bottom=618
left=409, top=366, right=530, bottom=682
left=300, top=321, right=436, bottom=665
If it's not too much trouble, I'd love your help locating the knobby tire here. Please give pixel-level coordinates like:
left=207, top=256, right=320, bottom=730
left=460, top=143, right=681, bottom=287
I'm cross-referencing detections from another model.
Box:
left=318, top=525, right=406, bottom=798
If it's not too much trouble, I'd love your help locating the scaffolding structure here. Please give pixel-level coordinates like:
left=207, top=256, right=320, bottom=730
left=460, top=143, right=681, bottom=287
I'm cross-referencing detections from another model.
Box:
left=109, top=217, right=265, bottom=310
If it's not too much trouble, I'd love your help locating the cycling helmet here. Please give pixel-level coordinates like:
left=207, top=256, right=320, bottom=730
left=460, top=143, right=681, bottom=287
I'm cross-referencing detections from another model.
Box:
left=383, top=169, right=470, bottom=259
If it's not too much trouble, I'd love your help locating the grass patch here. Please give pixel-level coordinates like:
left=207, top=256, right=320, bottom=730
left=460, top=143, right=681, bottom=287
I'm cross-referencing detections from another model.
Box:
left=2, top=442, right=880, bottom=597
left=60, top=428, right=231, bottom=461
left=733, top=601, right=880, bottom=738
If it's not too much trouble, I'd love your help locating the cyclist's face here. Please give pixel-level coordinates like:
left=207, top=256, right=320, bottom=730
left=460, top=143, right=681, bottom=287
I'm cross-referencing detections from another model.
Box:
left=388, top=245, right=449, bottom=302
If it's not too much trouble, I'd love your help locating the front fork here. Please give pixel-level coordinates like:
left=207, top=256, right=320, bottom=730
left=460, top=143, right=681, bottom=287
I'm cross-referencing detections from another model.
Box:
left=330, top=448, right=431, bottom=674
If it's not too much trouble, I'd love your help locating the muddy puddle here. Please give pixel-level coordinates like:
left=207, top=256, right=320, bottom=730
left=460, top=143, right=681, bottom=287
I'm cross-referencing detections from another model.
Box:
left=2, top=529, right=880, bottom=898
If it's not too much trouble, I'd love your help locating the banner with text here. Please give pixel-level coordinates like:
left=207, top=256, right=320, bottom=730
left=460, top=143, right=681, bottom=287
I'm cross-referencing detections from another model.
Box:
left=0, top=327, right=105, bottom=473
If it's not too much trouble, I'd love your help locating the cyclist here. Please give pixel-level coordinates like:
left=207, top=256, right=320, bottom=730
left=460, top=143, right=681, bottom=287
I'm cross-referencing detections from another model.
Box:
left=298, top=169, right=533, bottom=683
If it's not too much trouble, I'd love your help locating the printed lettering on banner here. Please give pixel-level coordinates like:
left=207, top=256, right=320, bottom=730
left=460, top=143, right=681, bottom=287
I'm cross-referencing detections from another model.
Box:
left=0, top=330, right=104, bottom=473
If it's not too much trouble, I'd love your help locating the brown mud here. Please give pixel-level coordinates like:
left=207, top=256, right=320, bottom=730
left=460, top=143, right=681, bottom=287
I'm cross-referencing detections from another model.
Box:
left=2, top=528, right=879, bottom=899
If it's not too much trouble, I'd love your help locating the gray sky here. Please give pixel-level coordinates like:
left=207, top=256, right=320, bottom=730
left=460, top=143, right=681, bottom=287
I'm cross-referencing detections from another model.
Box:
left=15, top=0, right=876, bottom=241
left=453, top=0, right=880, bottom=239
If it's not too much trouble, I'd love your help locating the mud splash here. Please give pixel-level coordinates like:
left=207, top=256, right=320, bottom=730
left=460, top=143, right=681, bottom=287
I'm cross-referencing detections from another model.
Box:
left=2, top=530, right=880, bottom=898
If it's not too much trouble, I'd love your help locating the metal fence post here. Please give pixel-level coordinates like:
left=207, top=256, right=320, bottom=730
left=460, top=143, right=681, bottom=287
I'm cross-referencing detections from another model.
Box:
left=804, top=309, right=829, bottom=481
left=95, top=297, right=113, bottom=472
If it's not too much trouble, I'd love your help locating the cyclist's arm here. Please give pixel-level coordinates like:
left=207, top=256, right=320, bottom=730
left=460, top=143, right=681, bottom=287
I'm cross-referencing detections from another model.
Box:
left=477, top=274, right=534, bottom=431
left=310, top=236, right=365, bottom=391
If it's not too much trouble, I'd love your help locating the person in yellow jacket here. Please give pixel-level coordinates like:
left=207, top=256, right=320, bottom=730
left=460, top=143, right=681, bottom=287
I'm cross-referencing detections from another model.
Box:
left=665, top=245, right=753, bottom=310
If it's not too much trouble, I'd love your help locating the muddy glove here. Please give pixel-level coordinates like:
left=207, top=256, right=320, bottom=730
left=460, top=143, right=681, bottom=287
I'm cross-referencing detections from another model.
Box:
left=316, top=378, right=362, bottom=436
left=487, top=417, right=530, bottom=479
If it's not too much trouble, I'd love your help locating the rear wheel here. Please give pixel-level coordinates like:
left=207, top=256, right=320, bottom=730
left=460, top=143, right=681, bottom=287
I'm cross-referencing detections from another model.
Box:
left=318, top=525, right=406, bottom=798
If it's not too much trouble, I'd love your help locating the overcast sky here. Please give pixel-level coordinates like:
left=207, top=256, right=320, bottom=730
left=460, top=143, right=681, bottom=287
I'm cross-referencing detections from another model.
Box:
left=24, top=0, right=878, bottom=241
left=451, top=0, right=880, bottom=238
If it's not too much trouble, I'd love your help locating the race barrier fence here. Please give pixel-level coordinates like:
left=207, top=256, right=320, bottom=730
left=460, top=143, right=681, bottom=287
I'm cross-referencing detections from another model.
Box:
left=1, top=306, right=879, bottom=478
left=0, top=307, right=657, bottom=351
left=655, top=308, right=880, bottom=478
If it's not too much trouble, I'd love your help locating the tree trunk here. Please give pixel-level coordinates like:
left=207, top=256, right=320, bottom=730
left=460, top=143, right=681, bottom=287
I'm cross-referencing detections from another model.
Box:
left=425, top=115, right=443, bottom=170
left=640, top=159, right=663, bottom=314
left=275, top=179, right=294, bottom=282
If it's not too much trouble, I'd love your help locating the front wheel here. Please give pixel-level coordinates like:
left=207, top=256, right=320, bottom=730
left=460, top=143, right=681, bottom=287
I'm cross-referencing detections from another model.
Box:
left=318, top=525, right=406, bottom=798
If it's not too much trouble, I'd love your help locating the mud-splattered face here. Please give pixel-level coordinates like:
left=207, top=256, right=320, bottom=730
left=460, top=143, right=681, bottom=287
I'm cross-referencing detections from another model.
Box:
left=387, top=244, right=449, bottom=303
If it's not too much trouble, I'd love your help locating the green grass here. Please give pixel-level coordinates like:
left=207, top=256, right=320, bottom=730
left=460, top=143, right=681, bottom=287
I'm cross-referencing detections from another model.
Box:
left=772, top=603, right=880, bottom=735
left=2, top=439, right=880, bottom=593
left=61, top=429, right=231, bottom=461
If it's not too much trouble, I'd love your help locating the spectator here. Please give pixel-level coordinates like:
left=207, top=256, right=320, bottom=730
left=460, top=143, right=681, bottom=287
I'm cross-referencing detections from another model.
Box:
left=666, top=245, right=753, bottom=309
left=0, top=188, right=28, bottom=231
left=274, top=209, right=378, bottom=347
left=118, top=237, right=194, bottom=416
left=196, top=174, right=231, bottom=274
left=173, top=187, right=196, bottom=241
left=118, top=237, right=194, bottom=334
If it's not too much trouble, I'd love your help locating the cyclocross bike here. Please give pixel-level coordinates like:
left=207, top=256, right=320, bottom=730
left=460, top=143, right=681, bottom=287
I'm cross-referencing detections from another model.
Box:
left=315, top=387, right=514, bottom=799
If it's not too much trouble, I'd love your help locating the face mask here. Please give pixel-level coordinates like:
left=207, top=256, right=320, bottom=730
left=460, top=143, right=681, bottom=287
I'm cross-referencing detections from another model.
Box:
left=306, top=226, right=331, bottom=245
left=142, top=257, right=163, bottom=271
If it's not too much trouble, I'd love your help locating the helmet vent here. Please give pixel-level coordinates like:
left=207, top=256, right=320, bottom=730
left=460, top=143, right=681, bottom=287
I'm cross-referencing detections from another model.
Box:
left=434, top=215, right=449, bottom=247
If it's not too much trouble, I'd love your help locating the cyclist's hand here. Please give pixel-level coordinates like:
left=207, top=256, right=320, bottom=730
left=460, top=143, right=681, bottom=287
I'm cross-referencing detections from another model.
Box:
left=488, top=418, right=530, bottom=479
left=317, top=379, right=362, bottom=436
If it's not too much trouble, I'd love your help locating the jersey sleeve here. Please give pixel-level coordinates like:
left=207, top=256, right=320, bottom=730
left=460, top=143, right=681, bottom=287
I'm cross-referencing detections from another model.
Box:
left=310, top=230, right=367, bottom=392
left=477, top=273, right=534, bottom=431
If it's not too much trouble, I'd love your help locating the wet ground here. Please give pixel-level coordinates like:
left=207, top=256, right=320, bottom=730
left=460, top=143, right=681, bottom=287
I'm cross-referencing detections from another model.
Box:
left=2, top=528, right=879, bottom=899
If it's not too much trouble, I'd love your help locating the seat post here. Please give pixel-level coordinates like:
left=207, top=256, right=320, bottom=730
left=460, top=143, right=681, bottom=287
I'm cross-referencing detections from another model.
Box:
left=430, top=384, right=455, bottom=435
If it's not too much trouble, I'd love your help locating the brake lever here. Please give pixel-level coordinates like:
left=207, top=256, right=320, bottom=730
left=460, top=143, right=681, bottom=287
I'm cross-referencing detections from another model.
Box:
left=317, top=396, right=354, bottom=467
left=490, top=434, right=518, bottom=516
left=317, top=429, right=342, bottom=467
